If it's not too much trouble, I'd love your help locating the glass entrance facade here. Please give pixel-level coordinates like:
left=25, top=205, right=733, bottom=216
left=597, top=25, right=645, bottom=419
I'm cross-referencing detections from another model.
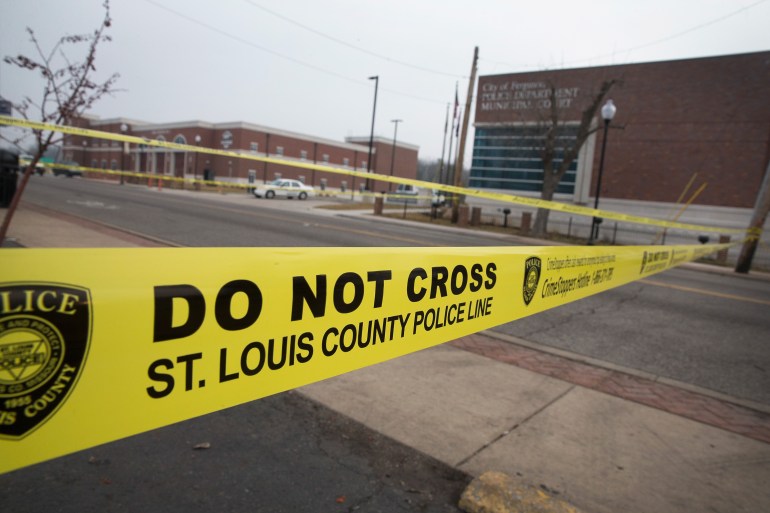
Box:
left=469, top=125, right=579, bottom=194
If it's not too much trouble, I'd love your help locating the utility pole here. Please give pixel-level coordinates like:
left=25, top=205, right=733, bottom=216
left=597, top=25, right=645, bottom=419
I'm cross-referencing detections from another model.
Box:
left=388, top=119, right=402, bottom=192
left=452, top=46, right=478, bottom=223
left=366, top=75, right=379, bottom=192
left=735, top=157, right=770, bottom=273
left=437, top=103, right=449, bottom=184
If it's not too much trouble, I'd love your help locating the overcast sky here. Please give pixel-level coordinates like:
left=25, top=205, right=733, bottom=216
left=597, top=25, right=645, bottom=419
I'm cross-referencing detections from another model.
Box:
left=1, top=0, right=769, bottom=162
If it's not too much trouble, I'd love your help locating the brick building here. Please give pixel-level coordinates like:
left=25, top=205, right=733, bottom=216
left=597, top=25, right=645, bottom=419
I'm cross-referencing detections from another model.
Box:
left=470, top=51, right=770, bottom=244
left=62, top=118, right=419, bottom=191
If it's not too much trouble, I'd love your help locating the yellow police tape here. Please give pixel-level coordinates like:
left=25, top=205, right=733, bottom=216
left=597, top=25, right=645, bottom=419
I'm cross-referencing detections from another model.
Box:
left=0, top=241, right=733, bottom=473
left=0, top=115, right=751, bottom=236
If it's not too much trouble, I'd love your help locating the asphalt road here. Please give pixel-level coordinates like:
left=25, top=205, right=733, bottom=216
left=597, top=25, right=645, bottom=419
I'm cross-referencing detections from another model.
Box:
left=495, top=268, right=770, bottom=405
left=22, top=177, right=512, bottom=247
left=20, top=176, right=770, bottom=405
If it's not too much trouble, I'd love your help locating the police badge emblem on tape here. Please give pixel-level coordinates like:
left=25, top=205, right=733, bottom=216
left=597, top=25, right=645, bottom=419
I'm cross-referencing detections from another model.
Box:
left=0, top=283, right=91, bottom=439
left=523, top=256, right=542, bottom=306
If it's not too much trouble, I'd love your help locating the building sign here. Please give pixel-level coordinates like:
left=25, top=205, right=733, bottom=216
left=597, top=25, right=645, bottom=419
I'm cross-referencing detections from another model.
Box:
left=480, top=81, right=579, bottom=112
left=221, top=130, right=233, bottom=149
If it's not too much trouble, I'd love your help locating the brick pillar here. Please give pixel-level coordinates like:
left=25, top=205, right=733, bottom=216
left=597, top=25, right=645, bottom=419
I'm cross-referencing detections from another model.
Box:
left=521, top=212, right=532, bottom=235
left=471, top=207, right=482, bottom=226
left=457, top=205, right=470, bottom=227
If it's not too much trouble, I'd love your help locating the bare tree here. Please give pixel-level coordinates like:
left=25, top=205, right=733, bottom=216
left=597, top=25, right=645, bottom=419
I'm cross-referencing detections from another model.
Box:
left=0, top=0, right=119, bottom=243
left=531, top=79, right=617, bottom=238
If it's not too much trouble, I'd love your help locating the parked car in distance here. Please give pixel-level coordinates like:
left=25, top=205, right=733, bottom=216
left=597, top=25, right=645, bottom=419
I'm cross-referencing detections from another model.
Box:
left=386, top=183, right=421, bottom=204
left=253, top=179, right=314, bottom=200
left=431, top=189, right=447, bottom=207
left=20, top=154, right=48, bottom=176
left=53, top=161, right=83, bottom=178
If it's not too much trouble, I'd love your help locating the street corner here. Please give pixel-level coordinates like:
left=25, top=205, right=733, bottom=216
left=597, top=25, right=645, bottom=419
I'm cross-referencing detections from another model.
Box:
left=459, top=471, right=583, bottom=513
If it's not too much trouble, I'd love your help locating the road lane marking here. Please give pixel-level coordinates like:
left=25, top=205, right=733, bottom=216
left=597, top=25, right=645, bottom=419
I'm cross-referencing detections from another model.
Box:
left=119, top=190, right=443, bottom=246
left=33, top=179, right=457, bottom=247
left=641, top=279, right=770, bottom=306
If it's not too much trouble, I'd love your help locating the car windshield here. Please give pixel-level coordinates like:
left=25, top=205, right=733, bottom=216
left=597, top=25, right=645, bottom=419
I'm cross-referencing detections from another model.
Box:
left=268, top=179, right=284, bottom=185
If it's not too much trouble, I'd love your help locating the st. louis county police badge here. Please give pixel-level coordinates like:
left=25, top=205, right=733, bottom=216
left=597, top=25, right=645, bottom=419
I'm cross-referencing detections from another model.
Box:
left=0, top=283, right=91, bottom=439
left=522, top=256, right=541, bottom=306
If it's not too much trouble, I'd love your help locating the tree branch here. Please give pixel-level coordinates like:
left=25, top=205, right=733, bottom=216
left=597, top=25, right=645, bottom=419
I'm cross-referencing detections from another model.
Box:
left=0, top=0, right=119, bottom=243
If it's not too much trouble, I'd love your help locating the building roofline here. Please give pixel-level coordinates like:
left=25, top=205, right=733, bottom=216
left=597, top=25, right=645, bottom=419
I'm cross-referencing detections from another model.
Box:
left=479, top=50, right=770, bottom=79
left=119, top=119, right=373, bottom=152
left=216, top=121, right=372, bottom=152
left=87, top=116, right=150, bottom=126
left=80, top=117, right=420, bottom=153
left=345, top=135, right=420, bottom=152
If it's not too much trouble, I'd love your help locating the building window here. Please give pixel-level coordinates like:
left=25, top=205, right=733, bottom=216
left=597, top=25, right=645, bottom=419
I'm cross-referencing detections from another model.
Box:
left=343, top=157, right=350, bottom=167
left=111, top=159, right=118, bottom=170
left=300, top=150, right=308, bottom=161
left=276, top=146, right=284, bottom=156
left=322, top=154, right=330, bottom=163
left=469, top=125, right=579, bottom=194
left=91, top=159, right=98, bottom=168
left=101, top=159, right=107, bottom=169
left=361, top=160, right=367, bottom=170
left=250, top=142, right=259, bottom=152
left=174, top=134, right=187, bottom=145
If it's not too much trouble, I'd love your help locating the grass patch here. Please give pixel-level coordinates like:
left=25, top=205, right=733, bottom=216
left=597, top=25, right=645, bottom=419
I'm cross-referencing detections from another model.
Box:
left=315, top=202, right=405, bottom=211
left=380, top=209, right=596, bottom=245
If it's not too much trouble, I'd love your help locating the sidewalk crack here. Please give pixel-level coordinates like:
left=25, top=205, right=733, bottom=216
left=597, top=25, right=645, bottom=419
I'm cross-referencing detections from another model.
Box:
left=454, top=385, right=575, bottom=468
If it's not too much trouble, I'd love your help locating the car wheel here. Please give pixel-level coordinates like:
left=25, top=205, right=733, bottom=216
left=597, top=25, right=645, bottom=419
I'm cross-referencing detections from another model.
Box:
left=298, top=192, right=307, bottom=200
left=266, top=190, right=275, bottom=199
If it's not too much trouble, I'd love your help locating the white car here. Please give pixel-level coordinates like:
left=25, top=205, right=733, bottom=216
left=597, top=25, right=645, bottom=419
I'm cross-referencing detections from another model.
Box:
left=253, top=179, right=314, bottom=200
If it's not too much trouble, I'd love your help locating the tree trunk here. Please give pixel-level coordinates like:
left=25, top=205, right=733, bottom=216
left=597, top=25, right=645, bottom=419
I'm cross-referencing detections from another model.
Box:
left=531, top=79, right=617, bottom=238
left=531, top=169, right=559, bottom=238
left=0, top=158, right=39, bottom=243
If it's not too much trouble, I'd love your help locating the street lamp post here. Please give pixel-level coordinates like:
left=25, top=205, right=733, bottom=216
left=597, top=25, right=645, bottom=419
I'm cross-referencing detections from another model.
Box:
left=194, top=134, right=201, bottom=190
left=120, top=123, right=128, bottom=185
left=588, top=99, right=617, bottom=245
left=366, top=75, right=379, bottom=192
left=388, top=119, right=402, bottom=192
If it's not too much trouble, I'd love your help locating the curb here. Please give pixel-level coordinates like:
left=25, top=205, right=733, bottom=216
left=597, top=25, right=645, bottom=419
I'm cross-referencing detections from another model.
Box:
left=481, top=330, right=770, bottom=415
left=17, top=203, right=180, bottom=248
left=459, top=471, right=584, bottom=513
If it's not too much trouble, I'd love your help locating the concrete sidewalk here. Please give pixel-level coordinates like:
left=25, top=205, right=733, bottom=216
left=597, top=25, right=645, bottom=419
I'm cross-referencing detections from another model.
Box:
left=4, top=204, right=770, bottom=513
